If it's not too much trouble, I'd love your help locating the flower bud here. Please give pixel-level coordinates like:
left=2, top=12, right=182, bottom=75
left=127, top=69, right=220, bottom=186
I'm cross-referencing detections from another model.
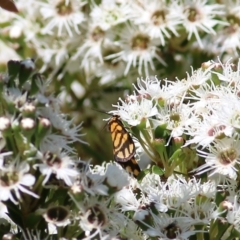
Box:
left=20, top=117, right=36, bottom=140
left=22, top=103, right=36, bottom=118
left=0, top=116, right=11, bottom=135
left=36, top=118, right=51, bottom=142
left=172, top=136, right=184, bottom=149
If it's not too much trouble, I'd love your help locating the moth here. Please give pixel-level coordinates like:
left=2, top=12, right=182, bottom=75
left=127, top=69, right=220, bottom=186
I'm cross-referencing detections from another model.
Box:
left=108, top=115, right=141, bottom=178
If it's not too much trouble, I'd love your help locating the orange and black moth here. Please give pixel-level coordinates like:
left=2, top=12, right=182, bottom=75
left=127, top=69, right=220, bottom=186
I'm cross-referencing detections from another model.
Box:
left=108, top=115, right=141, bottom=178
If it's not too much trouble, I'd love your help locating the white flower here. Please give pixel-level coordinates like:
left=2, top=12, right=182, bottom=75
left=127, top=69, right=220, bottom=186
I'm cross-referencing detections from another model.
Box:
left=186, top=81, right=227, bottom=114
left=36, top=37, right=70, bottom=71
left=184, top=109, right=234, bottom=148
left=192, top=180, right=217, bottom=199
left=212, top=95, right=240, bottom=134
left=212, top=59, right=240, bottom=85
left=38, top=0, right=85, bottom=37
left=194, top=138, right=240, bottom=179
left=141, top=212, right=201, bottom=239
left=134, top=76, right=171, bottom=101
left=139, top=174, right=168, bottom=212
left=106, top=24, right=166, bottom=76
left=172, top=67, right=212, bottom=96
left=79, top=206, right=108, bottom=234
left=156, top=100, right=193, bottom=143
left=71, top=195, right=126, bottom=239
left=133, top=67, right=211, bottom=104
left=40, top=133, right=72, bottom=154
left=38, top=106, right=86, bottom=146
left=2, top=87, right=28, bottom=111
left=114, top=188, right=140, bottom=211
left=215, top=0, right=240, bottom=55
left=34, top=151, right=79, bottom=186
left=90, top=0, right=131, bottom=31
left=130, top=0, right=182, bottom=45
left=185, top=66, right=212, bottom=86
left=179, top=0, right=227, bottom=48
left=215, top=24, right=240, bottom=56
left=111, top=95, right=158, bottom=126
left=16, top=0, right=40, bottom=15
left=72, top=22, right=107, bottom=68
left=179, top=198, right=219, bottom=225
left=96, top=59, right=126, bottom=85
left=117, top=218, right=144, bottom=240
left=94, top=45, right=126, bottom=84
left=141, top=174, right=193, bottom=208
left=0, top=156, right=38, bottom=204
left=8, top=14, right=41, bottom=41
left=71, top=161, right=109, bottom=196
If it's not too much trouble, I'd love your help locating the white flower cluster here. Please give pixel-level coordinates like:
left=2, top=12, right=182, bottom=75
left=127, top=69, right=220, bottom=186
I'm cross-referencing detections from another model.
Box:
left=112, top=60, right=240, bottom=180
left=0, top=59, right=141, bottom=239
left=115, top=174, right=219, bottom=239
left=2, top=57, right=240, bottom=238
left=0, top=0, right=239, bottom=85
left=109, top=60, right=240, bottom=238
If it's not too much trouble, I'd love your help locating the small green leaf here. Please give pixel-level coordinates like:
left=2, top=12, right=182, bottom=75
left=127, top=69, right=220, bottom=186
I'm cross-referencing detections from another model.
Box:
left=46, top=188, right=69, bottom=205
left=29, top=73, right=43, bottom=95
left=169, top=149, right=182, bottom=164
left=151, top=165, right=164, bottom=175
left=5, top=200, right=24, bottom=228
left=154, top=124, right=168, bottom=138
left=137, top=168, right=150, bottom=181
left=19, top=59, right=36, bottom=86
left=7, top=60, right=21, bottom=83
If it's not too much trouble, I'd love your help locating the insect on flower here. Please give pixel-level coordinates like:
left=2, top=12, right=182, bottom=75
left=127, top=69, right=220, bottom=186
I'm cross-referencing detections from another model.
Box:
left=107, top=115, right=141, bottom=178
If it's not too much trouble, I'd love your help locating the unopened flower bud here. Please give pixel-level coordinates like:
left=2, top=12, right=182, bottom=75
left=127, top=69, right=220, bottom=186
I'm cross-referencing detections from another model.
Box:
left=22, top=103, right=36, bottom=117
left=0, top=116, right=11, bottom=132
left=20, top=118, right=36, bottom=141
left=37, top=117, right=51, bottom=141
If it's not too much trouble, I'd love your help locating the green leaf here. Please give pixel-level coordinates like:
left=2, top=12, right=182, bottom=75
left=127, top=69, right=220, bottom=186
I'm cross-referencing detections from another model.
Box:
left=154, top=124, right=168, bottom=139
left=137, top=168, right=150, bottom=181
left=29, top=73, right=42, bottom=95
left=66, top=225, right=84, bottom=238
left=7, top=60, right=21, bottom=83
left=151, top=165, right=164, bottom=175
left=46, top=188, right=69, bottom=205
left=169, top=149, right=182, bottom=164
left=19, top=59, right=36, bottom=87
left=5, top=200, right=24, bottom=228
left=229, top=227, right=240, bottom=238
left=24, top=212, right=42, bottom=229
